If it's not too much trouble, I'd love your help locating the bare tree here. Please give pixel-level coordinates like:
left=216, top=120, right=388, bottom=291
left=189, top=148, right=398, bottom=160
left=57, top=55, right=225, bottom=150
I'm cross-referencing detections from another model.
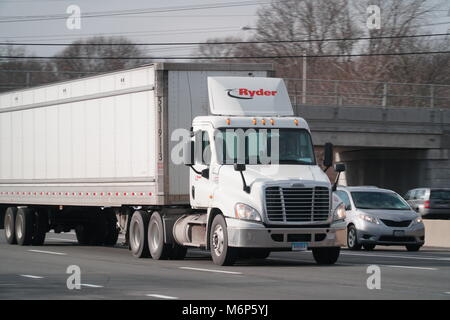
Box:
left=53, top=36, right=149, bottom=80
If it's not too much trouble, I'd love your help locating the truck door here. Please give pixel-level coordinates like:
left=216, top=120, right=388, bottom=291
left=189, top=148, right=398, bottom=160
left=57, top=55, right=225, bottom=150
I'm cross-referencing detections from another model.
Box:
left=191, top=128, right=215, bottom=208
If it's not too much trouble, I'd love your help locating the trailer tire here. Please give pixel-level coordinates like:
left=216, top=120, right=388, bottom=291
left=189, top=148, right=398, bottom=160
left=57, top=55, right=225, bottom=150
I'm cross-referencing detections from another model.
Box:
left=15, top=207, right=33, bottom=246
left=148, top=211, right=171, bottom=260
left=210, top=215, right=237, bottom=266
left=312, top=247, right=340, bottom=265
left=31, top=209, right=48, bottom=246
left=129, top=210, right=150, bottom=258
left=75, top=224, right=93, bottom=245
left=4, top=207, right=18, bottom=244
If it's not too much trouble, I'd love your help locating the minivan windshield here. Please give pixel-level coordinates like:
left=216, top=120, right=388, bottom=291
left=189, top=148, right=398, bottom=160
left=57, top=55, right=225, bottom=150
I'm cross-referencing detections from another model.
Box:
left=430, top=190, right=450, bottom=200
left=351, top=192, right=411, bottom=210
left=217, top=128, right=316, bottom=165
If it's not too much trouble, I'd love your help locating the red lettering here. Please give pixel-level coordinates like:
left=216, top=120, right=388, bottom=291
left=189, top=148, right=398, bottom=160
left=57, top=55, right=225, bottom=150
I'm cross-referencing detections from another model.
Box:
left=271, top=91, right=278, bottom=96
left=239, top=88, right=249, bottom=95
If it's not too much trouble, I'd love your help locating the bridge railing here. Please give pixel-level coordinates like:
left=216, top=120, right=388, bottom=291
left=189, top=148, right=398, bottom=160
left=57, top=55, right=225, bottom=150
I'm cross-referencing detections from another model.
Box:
left=284, top=78, right=450, bottom=108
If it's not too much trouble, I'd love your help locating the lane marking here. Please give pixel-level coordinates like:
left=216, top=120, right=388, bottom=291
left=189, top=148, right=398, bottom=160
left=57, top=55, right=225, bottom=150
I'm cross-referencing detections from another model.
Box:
left=379, top=264, right=438, bottom=271
left=28, top=249, right=67, bottom=256
left=340, top=252, right=450, bottom=261
left=179, top=267, right=243, bottom=275
left=146, top=294, right=179, bottom=300
left=19, top=275, right=44, bottom=279
left=80, top=284, right=103, bottom=288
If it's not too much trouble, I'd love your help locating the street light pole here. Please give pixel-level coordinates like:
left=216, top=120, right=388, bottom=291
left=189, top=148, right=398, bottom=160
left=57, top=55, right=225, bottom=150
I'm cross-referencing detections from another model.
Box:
left=302, top=53, right=307, bottom=104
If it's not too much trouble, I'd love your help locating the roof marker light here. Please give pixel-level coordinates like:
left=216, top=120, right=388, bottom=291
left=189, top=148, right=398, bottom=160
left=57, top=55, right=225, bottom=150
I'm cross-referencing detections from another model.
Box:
left=252, top=118, right=257, bottom=125
left=261, top=119, right=266, bottom=125
left=226, top=118, right=231, bottom=125
left=294, top=119, right=299, bottom=126
left=270, top=119, right=275, bottom=125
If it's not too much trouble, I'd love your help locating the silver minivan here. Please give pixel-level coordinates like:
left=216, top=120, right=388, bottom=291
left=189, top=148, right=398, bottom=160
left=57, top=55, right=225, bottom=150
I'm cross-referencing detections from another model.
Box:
left=335, top=186, right=425, bottom=251
left=404, top=188, right=450, bottom=219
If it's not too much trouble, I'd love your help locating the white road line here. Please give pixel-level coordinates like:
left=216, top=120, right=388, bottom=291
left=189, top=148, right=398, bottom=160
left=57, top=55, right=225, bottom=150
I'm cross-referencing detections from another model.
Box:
left=146, top=294, right=179, bottom=300
left=179, top=267, right=243, bottom=275
left=379, top=265, right=438, bottom=271
left=28, top=249, right=67, bottom=256
left=80, top=284, right=103, bottom=288
left=444, top=292, right=450, bottom=295
left=340, top=252, right=450, bottom=261
left=19, top=275, right=44, bottom=279
left=46, top=238, right=77, bottom=242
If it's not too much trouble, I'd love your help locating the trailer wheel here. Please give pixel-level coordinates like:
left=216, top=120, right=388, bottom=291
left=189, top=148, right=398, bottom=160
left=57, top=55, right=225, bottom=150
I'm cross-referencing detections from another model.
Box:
left=148, top=211, right=172, bottom=260
left=312, top=247, right=341, bottom=265
left=129, top=211, right=150, bottom=258
left=4, top=207, right=18, bottom=244
left=15, top=207, right=33, bottom=246
left=210, top=215, right=237, bottom=266
left=31, top=209, right=48, bottom=246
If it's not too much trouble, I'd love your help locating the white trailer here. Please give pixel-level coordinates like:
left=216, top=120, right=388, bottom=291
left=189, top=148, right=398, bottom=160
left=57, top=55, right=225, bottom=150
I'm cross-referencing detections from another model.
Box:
left=0, top=63, right=346, bottom=265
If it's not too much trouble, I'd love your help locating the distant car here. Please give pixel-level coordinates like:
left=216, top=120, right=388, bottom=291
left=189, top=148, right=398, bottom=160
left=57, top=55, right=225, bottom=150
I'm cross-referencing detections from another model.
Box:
left=334, top=186, right=425, bottom=252
left=404, top=188, right=450, bottom=219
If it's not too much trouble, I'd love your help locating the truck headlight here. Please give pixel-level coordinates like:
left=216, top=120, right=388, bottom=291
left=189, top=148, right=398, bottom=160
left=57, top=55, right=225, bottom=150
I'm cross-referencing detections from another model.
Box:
left=235, top=203, right=262, bottom=222
left=333, top=203, right=346, bottom=221
left=359, top=214, right=379, bottom=224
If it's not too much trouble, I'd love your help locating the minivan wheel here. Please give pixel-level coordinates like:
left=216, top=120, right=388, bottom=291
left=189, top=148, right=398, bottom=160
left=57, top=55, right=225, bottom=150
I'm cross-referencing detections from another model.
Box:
left=210, top=215, right=237, bottom=266
left=406, top=244, right=421, bottom=252
left=347, top=225, right=362, bottom=250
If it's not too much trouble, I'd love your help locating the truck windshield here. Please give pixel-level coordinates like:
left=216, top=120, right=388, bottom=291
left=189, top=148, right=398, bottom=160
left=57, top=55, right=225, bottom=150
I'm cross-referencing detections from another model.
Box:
left=351, top=192, right=411, bottom=210
left=217, top=128, right=315, bottom=165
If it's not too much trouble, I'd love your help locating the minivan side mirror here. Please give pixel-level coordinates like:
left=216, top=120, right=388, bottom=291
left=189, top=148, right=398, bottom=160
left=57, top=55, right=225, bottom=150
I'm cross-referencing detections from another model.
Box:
left=323, top=142, right=333, bottom=171
left=183, top=140, right=194, bottom=166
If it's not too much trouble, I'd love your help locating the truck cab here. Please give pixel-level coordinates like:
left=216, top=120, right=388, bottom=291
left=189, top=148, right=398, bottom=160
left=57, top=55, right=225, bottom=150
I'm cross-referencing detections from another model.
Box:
left=182, top=76, right=347, bottom=265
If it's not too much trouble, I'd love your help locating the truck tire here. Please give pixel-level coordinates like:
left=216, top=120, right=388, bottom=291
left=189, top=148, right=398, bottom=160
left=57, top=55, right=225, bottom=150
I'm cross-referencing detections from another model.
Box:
left=31, top=209, right=48, bottom=246
left=347, top=225, right=362, bottom=250
left=129, top=210, right=150, bottom=258
left=75, top=224, right=93, bottom=245
left=103, top=211, right=119, bottom=247
left=210, top=215, right=237, bottom=266
left=15, top=207, right=33, bottom=246
left=312, top=247, right=341, bottom=265
left=4, top=207, right=18, bottom=244
left=148, top=211, right=171, bottom=260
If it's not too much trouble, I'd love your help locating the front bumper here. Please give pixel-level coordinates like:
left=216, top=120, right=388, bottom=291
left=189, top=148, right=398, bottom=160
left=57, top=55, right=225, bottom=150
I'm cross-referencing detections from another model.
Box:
left=226, top=218, right=346, bottom=249
left=355, top=220, right=425, bottom=246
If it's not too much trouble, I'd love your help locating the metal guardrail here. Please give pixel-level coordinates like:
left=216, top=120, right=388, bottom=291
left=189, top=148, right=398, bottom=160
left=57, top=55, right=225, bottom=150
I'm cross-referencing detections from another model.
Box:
left=284, top=78, right=450, bottom=108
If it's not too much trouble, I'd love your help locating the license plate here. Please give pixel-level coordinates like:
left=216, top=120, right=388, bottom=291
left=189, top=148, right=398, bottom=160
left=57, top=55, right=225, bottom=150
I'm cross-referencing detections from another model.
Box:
left=393, top=230, right=405, bottom=237
left=292, top=242, right=308, bottom=251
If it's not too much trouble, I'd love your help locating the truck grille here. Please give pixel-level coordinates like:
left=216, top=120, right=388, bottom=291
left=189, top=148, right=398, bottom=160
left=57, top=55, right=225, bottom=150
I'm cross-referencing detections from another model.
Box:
left=265, top=186, right=330, bottom=223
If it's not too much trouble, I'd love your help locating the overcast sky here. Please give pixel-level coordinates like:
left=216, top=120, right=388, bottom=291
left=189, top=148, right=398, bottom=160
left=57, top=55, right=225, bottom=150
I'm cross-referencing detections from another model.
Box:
left=0, top=0, right=449, bottom=57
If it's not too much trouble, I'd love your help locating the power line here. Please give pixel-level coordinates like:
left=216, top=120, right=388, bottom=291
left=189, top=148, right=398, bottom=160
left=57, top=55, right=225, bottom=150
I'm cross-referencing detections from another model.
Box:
left=1, top=50, right=450, bottom=61
left=0, top=1, right=270, bottom=23
left=2, top=32, right=449, bottom=47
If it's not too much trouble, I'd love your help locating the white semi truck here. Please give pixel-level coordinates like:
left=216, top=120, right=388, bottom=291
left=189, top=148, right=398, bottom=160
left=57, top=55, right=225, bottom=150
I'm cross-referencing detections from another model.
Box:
left=0, top=63, right=346, bottom=266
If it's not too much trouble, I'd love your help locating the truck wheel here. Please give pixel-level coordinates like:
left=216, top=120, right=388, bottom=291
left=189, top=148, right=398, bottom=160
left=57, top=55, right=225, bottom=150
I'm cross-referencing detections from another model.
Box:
left=148, top=211, right=171, bottom=260
left=103, top=211, right=119, bottom=246
left=210, top=215, right=237, bottom=266
left=129, top=211, right=150, bottom=258
left=406, top=244, right=421, bottom=252
left=4, top=207, right=18, bottom=244
left=312, top=247, right=341, bottom=265
left=347, top=225, right=362, bottom=250
left=75, top=224, right=93, bottom=245
left=15, top=207, right=33, bottom=246
left=31, top=209, right=48, bottom=246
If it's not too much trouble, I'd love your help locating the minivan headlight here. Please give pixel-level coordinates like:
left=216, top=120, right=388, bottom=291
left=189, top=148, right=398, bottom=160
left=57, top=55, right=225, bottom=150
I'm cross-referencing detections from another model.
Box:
left=412, top=217, right=423, bottom=225
left=359, top=214, right=380, bottom=224
left=235, top=203, right=262, bottom=222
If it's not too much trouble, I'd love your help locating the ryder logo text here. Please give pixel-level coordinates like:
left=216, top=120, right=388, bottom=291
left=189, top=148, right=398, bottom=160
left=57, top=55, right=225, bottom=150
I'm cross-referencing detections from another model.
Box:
left=226, top=88, right=278, bottom=99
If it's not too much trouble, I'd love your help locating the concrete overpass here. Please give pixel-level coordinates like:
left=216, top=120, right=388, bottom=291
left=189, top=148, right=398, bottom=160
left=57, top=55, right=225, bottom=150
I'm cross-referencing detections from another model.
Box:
left=287, top=78, right=450, bottom=194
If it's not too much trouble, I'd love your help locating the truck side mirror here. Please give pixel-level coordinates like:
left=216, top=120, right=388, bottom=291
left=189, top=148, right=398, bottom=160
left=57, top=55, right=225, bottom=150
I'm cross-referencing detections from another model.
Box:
left=334, top=163, right=346, bottom=172
left=183, top=140, right=194, bottom=166
left=234, top=163, right=246, bottom=172
left=323, top=143, right=333, bottom=169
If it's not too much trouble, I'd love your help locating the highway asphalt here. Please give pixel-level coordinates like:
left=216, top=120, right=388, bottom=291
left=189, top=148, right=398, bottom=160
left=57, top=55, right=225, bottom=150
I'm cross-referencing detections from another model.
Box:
left=0, top=231, right=449, bottom=300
